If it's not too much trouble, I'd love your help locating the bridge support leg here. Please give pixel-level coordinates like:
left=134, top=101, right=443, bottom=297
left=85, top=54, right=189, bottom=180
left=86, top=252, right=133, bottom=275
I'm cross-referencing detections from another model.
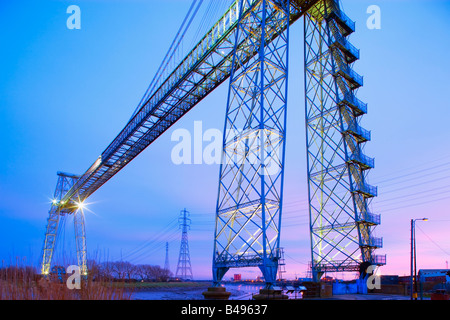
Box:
left=74, top=208, right=88, bottom=276
left=212, top=266, right=229, bottom=287
left=259, top=262, right=277, bottom=289
left=210, top=0, right=290, bottom=293
left=41, top=205, right=62, bottom=276
left=304, top=0, right=382, bottom=279
left=40, top=172, right=83, bottom=276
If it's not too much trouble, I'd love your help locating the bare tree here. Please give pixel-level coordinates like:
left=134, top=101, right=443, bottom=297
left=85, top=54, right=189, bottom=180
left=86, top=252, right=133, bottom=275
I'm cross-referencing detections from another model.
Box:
left=134, top=265, right=147, bottom=282
left=110, top=261, right=133, bottom=280
left=93, top=262, right=170, bottom=282
left=123, top=262, right=136, bottom=281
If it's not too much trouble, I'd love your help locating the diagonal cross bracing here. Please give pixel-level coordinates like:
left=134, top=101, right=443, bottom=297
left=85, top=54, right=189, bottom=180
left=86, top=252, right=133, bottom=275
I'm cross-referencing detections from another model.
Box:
left=58, top=0, right=319, bottom=209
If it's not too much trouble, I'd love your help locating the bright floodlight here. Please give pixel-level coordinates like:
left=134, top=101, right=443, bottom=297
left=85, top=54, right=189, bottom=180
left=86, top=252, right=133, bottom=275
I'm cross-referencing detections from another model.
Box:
left=76, top=201, right=86, bottom=210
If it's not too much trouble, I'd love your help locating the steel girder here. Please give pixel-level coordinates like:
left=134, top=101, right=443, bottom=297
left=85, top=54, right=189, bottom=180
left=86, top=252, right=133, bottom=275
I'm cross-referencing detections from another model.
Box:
left=304, top=0, right=382, bottom=281
left=53, top=1, right=317, bottom=210
left=39, top=0, right=319, bottom=278
left=74, top=209, right=88, bottom=276
left=212, top=0, right=290, bottom=288
left=39, top=0, right=385, bottom=284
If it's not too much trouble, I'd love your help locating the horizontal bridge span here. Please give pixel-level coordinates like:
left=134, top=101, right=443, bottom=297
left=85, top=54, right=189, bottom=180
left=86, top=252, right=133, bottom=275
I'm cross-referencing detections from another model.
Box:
left=59, top=0, right=320, bottom=210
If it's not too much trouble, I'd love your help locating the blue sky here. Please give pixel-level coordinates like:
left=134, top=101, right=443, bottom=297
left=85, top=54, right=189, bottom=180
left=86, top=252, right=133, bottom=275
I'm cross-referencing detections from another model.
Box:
left=1, top=0, right=450, bottom=280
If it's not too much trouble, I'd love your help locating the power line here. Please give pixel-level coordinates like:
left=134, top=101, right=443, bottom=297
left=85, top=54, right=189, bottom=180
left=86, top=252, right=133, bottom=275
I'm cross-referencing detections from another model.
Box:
left=118, top=153, right=450, bottom=268
left=416, top=224, right=450, bottom=257
left=372, top=153, right=450, bottom=182
left=284, top=253, right=309, bottom=265
left=375, top=185, right=450, bottom=206
left=377, top=194, right=450, bottom=214
left=373, top=161, right=450, bottom=186
left=120, top=218, right=179, bottom=261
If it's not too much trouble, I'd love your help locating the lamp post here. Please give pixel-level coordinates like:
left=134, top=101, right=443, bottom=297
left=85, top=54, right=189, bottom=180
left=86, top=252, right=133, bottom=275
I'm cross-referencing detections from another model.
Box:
left=410, top=218, right=428, bottom=300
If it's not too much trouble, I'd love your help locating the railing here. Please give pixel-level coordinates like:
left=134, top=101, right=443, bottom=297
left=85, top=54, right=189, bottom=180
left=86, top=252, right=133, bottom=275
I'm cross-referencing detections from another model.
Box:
left=348, top=151, right=374, bottom=169
left=332, top=32, right=360, bottom=61
left=313, top=259, right=361, bottom=273
left=371, top=254, right=387, bottom=265
left=326, top=9, right=355, bottom=34
left=354, top=181, right=378, bottom=197
left=337, top=64, right=364, bottom=87
left=358, top=211, right=381, bottom=225
left=345, top=122, right=371, bottom=142
left=363, top=236, right=383, bottom=248
left=338, top=92, right=367, bottom=115
left=215, top=249, right=281, bottom=268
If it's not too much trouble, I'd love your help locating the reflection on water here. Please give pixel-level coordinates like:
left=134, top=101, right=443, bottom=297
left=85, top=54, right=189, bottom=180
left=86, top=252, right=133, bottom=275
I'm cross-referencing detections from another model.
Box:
left=132, top=283, right=303, bottom=300
left=227, top=283, right=263, bottom=300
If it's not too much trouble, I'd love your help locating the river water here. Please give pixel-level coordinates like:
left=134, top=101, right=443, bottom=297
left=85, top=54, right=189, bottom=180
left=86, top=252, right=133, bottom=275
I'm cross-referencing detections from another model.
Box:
left=132, top=283, right=262, bottom=300
left=132, top=283, right=302, bottom=300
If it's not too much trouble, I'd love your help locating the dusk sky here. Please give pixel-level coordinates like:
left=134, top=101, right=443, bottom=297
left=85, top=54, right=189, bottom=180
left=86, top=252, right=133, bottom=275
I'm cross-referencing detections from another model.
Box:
left=1, top=0, right=450, bottom=281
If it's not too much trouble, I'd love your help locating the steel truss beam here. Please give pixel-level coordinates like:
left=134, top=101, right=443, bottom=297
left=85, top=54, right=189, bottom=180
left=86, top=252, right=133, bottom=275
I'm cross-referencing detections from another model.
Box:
left=40, top=0, right=385, bottom=284
left=39, top=0, right=320, bottom=278
left=54, top=1, right=317, bottom=209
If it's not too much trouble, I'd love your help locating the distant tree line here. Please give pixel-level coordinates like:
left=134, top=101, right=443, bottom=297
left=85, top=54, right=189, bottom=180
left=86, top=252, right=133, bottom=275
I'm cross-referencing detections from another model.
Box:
left=87, top=260, right=173, bottom=282
left=0, top=259, right=173, bottom=283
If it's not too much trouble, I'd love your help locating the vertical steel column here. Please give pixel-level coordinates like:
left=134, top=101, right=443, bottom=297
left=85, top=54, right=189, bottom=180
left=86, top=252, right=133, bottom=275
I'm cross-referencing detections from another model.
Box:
left=74, top=208, right=88, bottom=276
left=304, top=0, right=382, bottom=281
left=41, top=172, right=80, bottom=275
left=213, top=0, right=290, bottom=288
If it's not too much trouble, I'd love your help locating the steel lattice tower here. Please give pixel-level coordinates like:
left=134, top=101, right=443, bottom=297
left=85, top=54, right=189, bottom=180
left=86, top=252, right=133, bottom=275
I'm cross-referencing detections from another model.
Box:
left=39, top=0, right=385, bottom=285
left=212, top=0, right=290, bottom=288
left=164, top=242, right=170, bottom=272
left=41, top=172, right=87, bottom=276
left=304, top=0, right=384, bottom=281
left=176, top=209, right=193, bottom=280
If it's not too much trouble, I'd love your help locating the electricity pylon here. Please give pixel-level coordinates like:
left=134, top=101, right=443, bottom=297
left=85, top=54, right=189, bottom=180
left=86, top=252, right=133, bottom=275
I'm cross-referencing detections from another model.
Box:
left=175, top=209, right=193, bottom=280
left=164, top=242, right=170, bottom=272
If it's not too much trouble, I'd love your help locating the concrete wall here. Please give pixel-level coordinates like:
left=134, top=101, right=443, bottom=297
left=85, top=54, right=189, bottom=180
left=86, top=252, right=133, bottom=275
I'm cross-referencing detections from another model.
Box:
left=370, top=284, right=408, bottom=295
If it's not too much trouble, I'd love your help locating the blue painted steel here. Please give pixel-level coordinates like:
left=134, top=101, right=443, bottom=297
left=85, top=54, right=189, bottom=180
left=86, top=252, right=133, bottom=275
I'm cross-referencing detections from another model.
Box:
left=303, top=0, right=384, bottom=281
left=40, top=0, right=384, bottom=284
left=41, top=172, right=86, bottom=275
left=212, top=0, right=290, bottom=288
left=40, top=0, right=319, bottom=277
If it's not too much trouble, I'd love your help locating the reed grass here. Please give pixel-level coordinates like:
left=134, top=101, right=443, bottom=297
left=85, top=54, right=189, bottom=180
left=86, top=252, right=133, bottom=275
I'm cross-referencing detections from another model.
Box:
left=0, top=263, right=132, bottom=300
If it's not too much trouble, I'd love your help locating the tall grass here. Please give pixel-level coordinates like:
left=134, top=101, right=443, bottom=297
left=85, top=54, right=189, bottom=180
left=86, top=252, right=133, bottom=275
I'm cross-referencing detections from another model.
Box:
left=0, top=261, right=132, bottom=300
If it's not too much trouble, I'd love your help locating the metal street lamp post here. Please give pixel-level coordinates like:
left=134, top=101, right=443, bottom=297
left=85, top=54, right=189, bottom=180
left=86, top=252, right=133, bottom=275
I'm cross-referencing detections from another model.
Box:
left=410, top=218, right=428, bottom=300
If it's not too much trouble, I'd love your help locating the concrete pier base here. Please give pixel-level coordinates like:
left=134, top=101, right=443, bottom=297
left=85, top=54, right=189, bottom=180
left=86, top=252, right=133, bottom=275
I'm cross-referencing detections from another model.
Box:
left=252, top=288, right=289, bottom=300
left=202, top=287, right=231, bottom=300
